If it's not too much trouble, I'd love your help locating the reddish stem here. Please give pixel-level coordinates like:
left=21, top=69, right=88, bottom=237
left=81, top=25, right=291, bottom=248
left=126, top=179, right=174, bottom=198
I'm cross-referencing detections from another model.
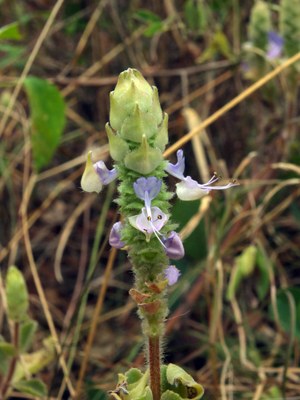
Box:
left=148, top=336, right=161, bottom=400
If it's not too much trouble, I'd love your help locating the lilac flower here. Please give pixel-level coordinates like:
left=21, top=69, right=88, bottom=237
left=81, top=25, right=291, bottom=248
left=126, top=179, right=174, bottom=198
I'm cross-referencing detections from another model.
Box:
left=109, top=221, right=125, bottom=249
left=129, top=206, right=168, bottom=242
left=162, top=231, right=185, bottom=260
left=130, top=177, right=168, bottom=241
left=166, top=149, right=238, bottom=201
left=176, top=176, right=238, bottom=201
left=94, top=160, right=118, bottom=185
left=133, top=177, right=162, bottom=217
left=266, top=31, right=283, bottom=60
left=164, top=265, right=181, bottom=286
left=81, top=151, right=118, bottom=193
left=165, top=149, right=185, bottom=180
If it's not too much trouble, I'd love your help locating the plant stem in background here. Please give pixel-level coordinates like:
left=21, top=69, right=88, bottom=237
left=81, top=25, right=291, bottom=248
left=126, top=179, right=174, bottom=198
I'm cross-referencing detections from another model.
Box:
left=0, top=322, right=19, bottom=399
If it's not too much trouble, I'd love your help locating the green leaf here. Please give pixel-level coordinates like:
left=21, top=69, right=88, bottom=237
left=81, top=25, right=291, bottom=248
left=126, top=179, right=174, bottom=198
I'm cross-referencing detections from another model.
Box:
left=125, top=368, right=144, bottom=385
left=275, top=287, right=300, bottom=339
left=19, top=319, right=38, bottom=353
left=0, top=43, right=25, bottom=69
left=133, top=10, right=164, bottom=37
left=255, top=245, right=271, bottom=300
left=85, top=381, right=108, bottom=400
left=0, top=341, right=16, bottom=356
left=0, top=337, right=14, bottom=373
left=166, top=364, right=204, bottom=400
left=260, top=386, right=282, bottom=399
left=227, top=245, right=257, bottom=300
left=13, top=378, right=47, bottom=397
left=0, top=22, right=22, bottom=40
left=134, top=10, right=162, bottom=23
left=6, top=266, right=29, bottom=322
left=161, top=390, right=182, bottom=400
left=23, top=76, right=66, bottom=171
left=144, top=21, right=164, bottom=37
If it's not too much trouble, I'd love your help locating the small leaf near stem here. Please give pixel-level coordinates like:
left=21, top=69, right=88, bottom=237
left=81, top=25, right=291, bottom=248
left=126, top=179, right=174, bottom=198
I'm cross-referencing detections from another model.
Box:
left=0, top=321, right=20, bottom=399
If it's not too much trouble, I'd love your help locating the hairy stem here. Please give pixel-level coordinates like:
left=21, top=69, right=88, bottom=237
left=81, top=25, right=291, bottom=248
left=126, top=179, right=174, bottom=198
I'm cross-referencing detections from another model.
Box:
left=148, top=336, right=161, bottom=400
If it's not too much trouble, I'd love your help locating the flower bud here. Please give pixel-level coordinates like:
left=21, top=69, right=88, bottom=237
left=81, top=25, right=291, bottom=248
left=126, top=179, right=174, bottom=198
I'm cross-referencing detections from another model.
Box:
left=109, top=69, right=162, bottom=132
left=107, top=68, right=167, bottom=174
left=6, top=266, right=29, bottom=322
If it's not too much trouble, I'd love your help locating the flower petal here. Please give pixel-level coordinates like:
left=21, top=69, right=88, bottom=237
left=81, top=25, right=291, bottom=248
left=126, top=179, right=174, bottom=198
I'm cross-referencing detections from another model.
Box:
left=176, top=175, right=239, bottom=201
left=163, top=231, right=185, bottom=260
left=109, top=221, right=125, bottom=249
left=176, top=176, right=209, bottom=200
left=165, top=149, right=185, bottom=180
left=81, top=151, right=103, bottom=193
left=129, top=206, right=168, bottom=240
left=133, top=177, right=162, bottom=201
left=164, top=265, right=181, bottom=285
left=94, top=160, right=118, bottom=185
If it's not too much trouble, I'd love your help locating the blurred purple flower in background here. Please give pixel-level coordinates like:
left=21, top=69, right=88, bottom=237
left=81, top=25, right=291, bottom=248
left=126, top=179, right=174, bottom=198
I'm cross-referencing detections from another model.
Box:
left=266, top=31, right=283, bottom=60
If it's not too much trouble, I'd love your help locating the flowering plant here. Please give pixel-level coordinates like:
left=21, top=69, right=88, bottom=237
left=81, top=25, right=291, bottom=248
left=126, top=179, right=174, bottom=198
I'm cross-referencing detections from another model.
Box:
left=81, top=69, right=237, bottom=400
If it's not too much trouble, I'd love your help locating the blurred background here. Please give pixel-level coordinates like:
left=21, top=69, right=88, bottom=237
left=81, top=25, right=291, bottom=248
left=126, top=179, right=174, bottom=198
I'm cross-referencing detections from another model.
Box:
left=0, top=0, right=300, bottom=399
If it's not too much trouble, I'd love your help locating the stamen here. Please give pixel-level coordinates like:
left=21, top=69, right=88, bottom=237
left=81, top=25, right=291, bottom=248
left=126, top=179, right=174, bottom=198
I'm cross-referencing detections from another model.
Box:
left=150, top=223, right=166, bottom=248
left=202, top=174, right=220, bottom=186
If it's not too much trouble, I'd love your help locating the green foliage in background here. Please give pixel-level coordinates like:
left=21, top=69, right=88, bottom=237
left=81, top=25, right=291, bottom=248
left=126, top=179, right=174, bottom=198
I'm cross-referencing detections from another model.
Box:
left=23, top=76, right=66, bottom=171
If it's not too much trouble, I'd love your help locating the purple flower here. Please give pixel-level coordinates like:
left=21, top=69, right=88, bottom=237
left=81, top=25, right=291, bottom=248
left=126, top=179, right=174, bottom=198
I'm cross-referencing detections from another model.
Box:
left=81, top=151, right=118, bottom=193
left=129, top=206, right=168, bottom=242
left=164, top=265, right=181, bottom=285
left=162, top=231, right=184, bottom=260
left=133, top=177, right=162, bottom=217
left=165, top=149, right=185, bottom=180
left=109, top=221, right=125, bottom=249
left=266, top=31, right=283, bottom=60
left=165, top=149, right=239, bottom=201
left=94, top=160, right=118, bottom=185
left=176, top=175, right=238, bottom=201
left=133, top=177, right=162, bottom=200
